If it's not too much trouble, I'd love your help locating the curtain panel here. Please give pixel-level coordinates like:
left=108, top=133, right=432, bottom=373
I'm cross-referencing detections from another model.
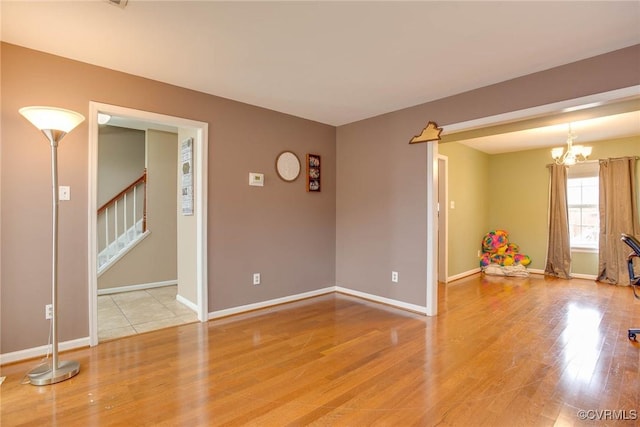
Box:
left=597, top=157, right=640, bottom=285
left=545, top=164, right=572, bottom=279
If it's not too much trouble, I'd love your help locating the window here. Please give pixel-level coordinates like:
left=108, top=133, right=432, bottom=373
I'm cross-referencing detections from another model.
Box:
left=567, top=163, right=599, bottom=250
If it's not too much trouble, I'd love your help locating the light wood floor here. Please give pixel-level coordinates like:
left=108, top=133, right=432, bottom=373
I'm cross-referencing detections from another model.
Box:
left=2, top=274, right=640, bottom=426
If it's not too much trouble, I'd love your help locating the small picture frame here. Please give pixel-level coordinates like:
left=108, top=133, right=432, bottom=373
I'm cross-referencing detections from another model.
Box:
left=306, top=154, right=321, bottom=192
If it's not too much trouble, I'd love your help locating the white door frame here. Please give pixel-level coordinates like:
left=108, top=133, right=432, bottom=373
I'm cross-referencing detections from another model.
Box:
left=437, top=155, right=448, bottom=284
left=426, top=142, right=439, bottom=316
left=87, top=102, right=209, bottom=346
left=426, top=85, right=639, bottom=316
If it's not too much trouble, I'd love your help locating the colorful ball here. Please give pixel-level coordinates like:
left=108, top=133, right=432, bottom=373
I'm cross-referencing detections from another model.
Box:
left=479, top=253, right=491, bottom=267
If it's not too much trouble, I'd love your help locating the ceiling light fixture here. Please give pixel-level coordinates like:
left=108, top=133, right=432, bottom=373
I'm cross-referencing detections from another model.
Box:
left=97, top=113, right=111, bottom=125
left=551, top=124, right=592, bottom=166
left=106, top=0, right=128, bottom=8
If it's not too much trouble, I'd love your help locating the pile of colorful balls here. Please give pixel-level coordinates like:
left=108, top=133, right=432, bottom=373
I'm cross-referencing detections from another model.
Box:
left=480, top=229, right=531, bottom=269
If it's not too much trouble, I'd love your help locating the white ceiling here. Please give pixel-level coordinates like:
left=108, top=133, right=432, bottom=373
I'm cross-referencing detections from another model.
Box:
left=458, top=109, right=640, bottom=154
left=2, top=1, right=640, bottom=150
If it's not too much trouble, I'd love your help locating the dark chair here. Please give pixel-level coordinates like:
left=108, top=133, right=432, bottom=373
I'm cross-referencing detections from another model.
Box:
left=620, top=233, right=640, bottom=341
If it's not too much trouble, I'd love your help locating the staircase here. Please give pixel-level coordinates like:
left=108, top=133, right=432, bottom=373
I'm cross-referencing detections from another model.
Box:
left=97, top=219, right=148, bottom=274
left=97, top=170, right=148, bottom=276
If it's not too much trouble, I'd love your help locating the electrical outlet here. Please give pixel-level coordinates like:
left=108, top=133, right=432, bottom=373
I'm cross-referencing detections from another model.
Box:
left=45, top=304, right=53, bottom=320
left=253, top=273, right=261, bottom=285
left=392, top=271, right=399, bottom=283
left=477, top=250, right=481, bottom=257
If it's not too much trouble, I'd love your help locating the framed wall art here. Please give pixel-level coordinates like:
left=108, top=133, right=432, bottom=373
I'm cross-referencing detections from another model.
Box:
left=180, top=137, right=194, bottom=215
left=306, top=154, right=321, bottom=192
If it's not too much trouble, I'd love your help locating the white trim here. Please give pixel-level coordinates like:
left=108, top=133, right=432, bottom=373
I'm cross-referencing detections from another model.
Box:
left=442, top=86, right=640, bottom=135
left=195, top=125, right=208, bottom=323
left=528, top=268, right=597, bottom=280
left=208, top=287, right=335, bottom=319
left=336, top=286, right=428, bottom=315
left=447, top=268, right=482, bottom=283
left=176, top=293, right=198, bottom=312
left=88, top=102, right=209, bottom=347
left=97, top=229, right=151, bottom=277
left=571, top=273, right=598, bottom=280
left=426, top=142, right=438, bottom=316
left=437, top=155, right=448, bottom=284
left=571, top=247, right=598, bottom=254
left=97, top=280, right=177, bottom=296
left=0, top=337, right=90, bottom=366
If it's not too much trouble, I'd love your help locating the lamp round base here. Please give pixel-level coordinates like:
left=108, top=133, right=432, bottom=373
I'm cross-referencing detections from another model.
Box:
left=28, top=360, right=80, bottom=386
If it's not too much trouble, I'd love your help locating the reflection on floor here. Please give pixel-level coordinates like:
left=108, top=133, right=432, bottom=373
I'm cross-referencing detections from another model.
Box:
left=98, top=285, right=197, bottom=342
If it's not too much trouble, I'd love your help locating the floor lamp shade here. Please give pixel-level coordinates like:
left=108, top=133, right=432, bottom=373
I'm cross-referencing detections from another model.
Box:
left=19, top=106, right=84, bottom=385
left=19, top=106, right=85, bottom=134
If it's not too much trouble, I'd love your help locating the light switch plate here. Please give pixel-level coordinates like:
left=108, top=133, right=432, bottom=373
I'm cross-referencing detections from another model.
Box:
left=249, top=173, right=264, bottom=187
left=59, top=186, right=70, bottom=200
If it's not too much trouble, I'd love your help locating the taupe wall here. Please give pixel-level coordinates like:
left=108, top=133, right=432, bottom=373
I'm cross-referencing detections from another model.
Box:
left=1, top=43, right=336, bottom=353
left=97, top=129, right=178, bottom=290
left=1, top=41, right=638, bottom=355
left=336, top=44, right=640, bottom=307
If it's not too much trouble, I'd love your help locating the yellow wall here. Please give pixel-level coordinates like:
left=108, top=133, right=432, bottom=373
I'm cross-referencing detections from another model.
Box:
left=438, top=142, right=491, bottom=276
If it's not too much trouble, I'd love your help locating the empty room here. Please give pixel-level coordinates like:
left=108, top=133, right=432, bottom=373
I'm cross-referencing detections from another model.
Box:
left=1, top=2, right=640, bottom=425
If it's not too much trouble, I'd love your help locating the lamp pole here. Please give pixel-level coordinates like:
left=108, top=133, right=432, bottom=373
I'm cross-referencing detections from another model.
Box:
left=19, top=107, right=84, bottom=386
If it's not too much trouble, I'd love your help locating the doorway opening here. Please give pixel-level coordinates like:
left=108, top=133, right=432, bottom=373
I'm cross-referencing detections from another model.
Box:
left=426, top=85, right=640, bottom=316
left=88, top=102, right=208, bottom=346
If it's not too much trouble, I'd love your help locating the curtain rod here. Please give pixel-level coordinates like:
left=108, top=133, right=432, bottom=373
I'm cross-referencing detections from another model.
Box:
left=547, top=157, right=639, bottom=168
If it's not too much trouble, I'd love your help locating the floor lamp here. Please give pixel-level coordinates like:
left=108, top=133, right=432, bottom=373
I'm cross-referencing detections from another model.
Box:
left=19, top=106, right=85, bottom=386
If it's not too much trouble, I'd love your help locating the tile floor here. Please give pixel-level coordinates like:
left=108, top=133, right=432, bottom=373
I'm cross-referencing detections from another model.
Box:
left=97, top=285, right=198, bottom=342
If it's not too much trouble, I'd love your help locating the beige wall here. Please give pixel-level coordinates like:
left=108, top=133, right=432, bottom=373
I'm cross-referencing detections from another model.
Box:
left=177, top=129, right=198, bottom=305
left=97, top=125, right=145, bottom=207
left=336, top=45, right=640, bottom=307
left=1, top=43, right=336, bottom=353
left=97, top=130, right=178, bottom=289
left=96, top=125, right=145, bottom=251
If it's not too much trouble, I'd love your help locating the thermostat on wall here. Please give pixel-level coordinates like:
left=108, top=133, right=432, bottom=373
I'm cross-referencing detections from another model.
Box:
left=249, top=173, right=264, bottom=187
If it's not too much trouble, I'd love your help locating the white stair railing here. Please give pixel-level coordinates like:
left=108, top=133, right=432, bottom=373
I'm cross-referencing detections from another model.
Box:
left=97, top=169, right=147, bottom=272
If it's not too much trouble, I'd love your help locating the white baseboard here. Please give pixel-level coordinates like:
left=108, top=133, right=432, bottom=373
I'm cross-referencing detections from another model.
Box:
left=0, top=337, right=90, bottom=366
left=97, top=280, right=178, bottom=296
left=571, top=273, right=598, bottom=280
left=447, top=268, right=481, bottom=283
left=2, top=285, right=437, bottom=364
left=208, top=287, right=335, bottom=319
left=524, top=268, right=597, bottom=280
left=335, top=286, right=427, bottom=314
left=176, top=294, right=198, bottom=312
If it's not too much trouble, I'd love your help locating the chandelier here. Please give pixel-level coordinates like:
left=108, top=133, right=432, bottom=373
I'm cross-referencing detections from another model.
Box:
left=551, top=124, right=592, bottom=166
